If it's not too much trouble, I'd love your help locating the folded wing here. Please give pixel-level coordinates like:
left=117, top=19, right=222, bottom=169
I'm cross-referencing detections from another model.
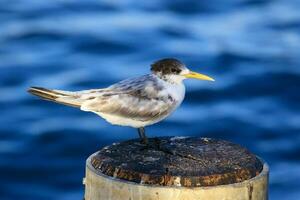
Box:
left=80, top=75, right=174, bottom=122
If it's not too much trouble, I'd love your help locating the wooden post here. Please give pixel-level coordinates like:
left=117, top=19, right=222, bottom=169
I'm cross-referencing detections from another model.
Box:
left=84, top=137, right=268, bottom=200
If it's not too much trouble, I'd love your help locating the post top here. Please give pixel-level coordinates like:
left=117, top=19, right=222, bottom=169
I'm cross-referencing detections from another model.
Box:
left=90, top=137, right=263, bottom=187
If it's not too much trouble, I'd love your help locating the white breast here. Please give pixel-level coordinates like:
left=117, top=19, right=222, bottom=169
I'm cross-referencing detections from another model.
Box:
left=94, top=112, right=154, bottom=128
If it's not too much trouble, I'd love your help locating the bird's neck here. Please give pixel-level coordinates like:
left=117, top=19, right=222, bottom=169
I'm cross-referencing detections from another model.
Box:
left=162, top=77, right=186, bottom=104
left=152, top=74, right=186, bottom=103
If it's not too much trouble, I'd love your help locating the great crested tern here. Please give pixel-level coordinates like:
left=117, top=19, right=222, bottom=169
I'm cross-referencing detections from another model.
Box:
left=28, top=58, right=214, bottom=144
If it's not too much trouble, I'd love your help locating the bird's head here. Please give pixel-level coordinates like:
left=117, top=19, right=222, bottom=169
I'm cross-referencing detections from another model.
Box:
left=151, top=58, right=215, bottom=84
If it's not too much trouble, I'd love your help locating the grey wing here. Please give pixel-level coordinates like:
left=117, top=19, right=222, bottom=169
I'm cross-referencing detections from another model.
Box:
left=80, top=75, right=174, bottom=121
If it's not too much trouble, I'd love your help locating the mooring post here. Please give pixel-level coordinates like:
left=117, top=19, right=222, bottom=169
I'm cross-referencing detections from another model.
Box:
left=84, top=137, right=268, bottom=200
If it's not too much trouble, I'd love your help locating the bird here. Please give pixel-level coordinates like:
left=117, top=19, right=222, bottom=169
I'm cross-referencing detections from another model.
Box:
left=28, top=58, right=214, bottom=144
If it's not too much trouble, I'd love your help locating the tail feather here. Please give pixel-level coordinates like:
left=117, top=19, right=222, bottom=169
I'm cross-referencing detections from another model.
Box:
left=28, top=87, right=81, bottom=108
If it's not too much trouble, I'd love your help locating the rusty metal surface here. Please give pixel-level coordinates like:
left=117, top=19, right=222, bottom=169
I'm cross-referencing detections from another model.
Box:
left=91, top=137, right=263, bottom=187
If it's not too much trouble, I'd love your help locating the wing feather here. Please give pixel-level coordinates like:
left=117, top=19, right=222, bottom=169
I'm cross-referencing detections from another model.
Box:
left=80, top=75, right=175, bottom=122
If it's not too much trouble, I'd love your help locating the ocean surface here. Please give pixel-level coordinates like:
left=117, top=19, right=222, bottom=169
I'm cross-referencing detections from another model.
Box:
left=0, top=0, right=300, bottom=199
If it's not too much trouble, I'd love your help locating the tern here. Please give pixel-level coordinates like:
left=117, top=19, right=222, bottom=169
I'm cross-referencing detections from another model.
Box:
left=28, top=58, right=214, bottom=144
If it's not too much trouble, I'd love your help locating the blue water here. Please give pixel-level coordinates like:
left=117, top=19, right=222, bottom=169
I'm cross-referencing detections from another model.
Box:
left=1, top=0, right=300, bottom=199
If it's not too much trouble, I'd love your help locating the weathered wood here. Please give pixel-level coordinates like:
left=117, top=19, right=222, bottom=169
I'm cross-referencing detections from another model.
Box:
left=90, top=137, right=263, bottom=187
left=84, top=137, right=269, bottom=200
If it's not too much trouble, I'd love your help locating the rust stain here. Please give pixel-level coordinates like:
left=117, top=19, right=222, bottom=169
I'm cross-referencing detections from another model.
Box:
left=248, top=183, right=253, bottom=200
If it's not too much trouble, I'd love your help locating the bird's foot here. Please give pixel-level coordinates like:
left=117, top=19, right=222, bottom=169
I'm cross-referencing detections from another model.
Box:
left=140, top=137, right=148, bottom=145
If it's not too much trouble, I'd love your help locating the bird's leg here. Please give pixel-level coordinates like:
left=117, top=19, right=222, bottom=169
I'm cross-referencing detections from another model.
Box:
left=137, top=127, right=148, bottom=144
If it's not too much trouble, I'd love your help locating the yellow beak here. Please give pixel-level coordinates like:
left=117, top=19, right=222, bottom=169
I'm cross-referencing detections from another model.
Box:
left=184, top=71, right=215, bottom=81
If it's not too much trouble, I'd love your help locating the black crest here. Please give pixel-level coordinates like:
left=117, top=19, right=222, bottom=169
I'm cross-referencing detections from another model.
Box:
left=151, top=58, right=185, bottom=75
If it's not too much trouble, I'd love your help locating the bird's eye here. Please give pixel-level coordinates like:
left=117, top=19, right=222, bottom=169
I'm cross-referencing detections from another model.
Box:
left=171, top=68, right=178, bottom=73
